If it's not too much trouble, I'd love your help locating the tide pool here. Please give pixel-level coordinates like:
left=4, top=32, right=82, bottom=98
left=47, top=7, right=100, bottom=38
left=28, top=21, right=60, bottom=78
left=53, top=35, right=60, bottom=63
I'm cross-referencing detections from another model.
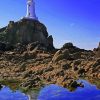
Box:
left=0, top=80, right=100, bottom=100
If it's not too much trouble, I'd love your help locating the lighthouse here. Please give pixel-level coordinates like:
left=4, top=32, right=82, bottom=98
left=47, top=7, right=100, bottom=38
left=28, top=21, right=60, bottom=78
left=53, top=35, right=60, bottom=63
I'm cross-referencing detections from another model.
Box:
left=26, top=0, right=38, bottom=20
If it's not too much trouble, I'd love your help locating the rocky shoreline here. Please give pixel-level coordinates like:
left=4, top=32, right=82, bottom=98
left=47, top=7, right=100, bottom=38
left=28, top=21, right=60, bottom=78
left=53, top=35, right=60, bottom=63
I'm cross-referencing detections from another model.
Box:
left=0, top=19, right=100, bottom=91
left=0, top=42, right=100, bottom=91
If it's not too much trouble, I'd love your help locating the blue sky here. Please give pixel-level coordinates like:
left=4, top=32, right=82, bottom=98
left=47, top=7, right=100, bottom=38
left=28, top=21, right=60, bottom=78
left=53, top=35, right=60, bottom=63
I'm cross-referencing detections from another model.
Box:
left=0, top=0, right=100, bottom=50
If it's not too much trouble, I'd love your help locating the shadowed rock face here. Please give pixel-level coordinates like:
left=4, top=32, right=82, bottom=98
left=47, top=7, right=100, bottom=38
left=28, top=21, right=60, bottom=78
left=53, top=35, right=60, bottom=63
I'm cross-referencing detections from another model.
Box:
left=93, top=42, right=100, bottom=58
left=0, top=18, right=54, bottom=50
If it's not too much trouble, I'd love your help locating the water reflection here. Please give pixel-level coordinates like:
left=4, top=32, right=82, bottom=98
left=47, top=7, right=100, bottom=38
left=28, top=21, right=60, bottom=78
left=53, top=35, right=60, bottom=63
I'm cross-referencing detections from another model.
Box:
left=0, top=86, right=28, bottom=100
left=0, top=80, right=100, bottom=100
left=27, top=91, right=38, bottom=100
left=38, top=80, right=100, bottom=100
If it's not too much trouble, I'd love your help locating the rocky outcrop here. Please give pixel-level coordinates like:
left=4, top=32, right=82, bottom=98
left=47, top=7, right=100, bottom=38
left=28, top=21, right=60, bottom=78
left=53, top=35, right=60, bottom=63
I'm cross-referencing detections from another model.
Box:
left=52, top=43, right=94, bottom=62
left=0, top=18, right=100, bottom=91
left=0, top=18, right=54, bottom=50
left=0, top=42, right=99, bottom=90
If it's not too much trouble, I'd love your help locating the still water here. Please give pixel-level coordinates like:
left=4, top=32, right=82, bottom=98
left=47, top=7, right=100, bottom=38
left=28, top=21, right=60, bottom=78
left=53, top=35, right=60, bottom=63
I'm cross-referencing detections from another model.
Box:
left=0, top=80, right=100, bottom=100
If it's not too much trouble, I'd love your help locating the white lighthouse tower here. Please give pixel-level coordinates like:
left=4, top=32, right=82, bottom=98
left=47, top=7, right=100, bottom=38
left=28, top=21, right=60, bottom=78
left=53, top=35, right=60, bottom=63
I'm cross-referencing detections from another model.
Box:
left=26, top=0, right=38, bottom=20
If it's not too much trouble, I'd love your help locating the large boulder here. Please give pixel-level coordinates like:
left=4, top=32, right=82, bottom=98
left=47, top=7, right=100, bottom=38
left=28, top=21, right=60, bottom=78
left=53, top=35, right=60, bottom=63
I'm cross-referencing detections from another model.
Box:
left=61, top=43, right=86, bottom=54
left=61, top=42, right=73, bottom=49
left=52, top=49, right=71, bottom=62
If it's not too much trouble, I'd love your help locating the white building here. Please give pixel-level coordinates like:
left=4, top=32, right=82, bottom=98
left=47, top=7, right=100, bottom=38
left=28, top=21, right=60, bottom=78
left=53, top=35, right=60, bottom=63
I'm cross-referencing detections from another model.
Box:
left=26, top=0, right=38, bottom=20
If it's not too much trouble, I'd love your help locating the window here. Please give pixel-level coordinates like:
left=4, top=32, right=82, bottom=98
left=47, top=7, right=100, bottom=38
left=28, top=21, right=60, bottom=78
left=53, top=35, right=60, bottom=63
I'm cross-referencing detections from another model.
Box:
left=29, top=13, right=30, bottom=16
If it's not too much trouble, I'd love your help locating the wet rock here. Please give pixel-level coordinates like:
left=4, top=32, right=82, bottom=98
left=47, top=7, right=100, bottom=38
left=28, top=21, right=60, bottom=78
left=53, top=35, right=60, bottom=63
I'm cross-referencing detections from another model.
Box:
left=0, top=84, right=3, bottom=90
left=68, top=80, right=84, bottom=89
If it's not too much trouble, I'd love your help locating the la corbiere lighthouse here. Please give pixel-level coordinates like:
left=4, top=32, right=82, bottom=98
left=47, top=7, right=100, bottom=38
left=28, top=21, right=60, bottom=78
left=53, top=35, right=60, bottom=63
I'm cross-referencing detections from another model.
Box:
left=26, top=0, right=38, bottom=20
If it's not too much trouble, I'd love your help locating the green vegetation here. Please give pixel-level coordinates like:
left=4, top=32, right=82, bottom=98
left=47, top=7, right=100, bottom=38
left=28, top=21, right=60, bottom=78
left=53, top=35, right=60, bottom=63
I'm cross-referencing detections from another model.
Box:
left=0, top=79, right=22, bottom=91
left=0, top=79, right=41, bottom=94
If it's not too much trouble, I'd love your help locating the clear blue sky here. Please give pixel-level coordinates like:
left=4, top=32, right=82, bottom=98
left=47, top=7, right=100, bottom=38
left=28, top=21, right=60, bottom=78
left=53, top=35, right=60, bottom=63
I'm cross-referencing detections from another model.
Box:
left=0, top=0, right=100, bottom=50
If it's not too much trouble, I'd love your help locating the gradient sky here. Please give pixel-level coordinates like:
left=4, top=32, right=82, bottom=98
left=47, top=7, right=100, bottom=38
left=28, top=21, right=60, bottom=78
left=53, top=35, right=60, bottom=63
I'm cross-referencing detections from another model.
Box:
left=0, top=0, right=100, bottom=50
